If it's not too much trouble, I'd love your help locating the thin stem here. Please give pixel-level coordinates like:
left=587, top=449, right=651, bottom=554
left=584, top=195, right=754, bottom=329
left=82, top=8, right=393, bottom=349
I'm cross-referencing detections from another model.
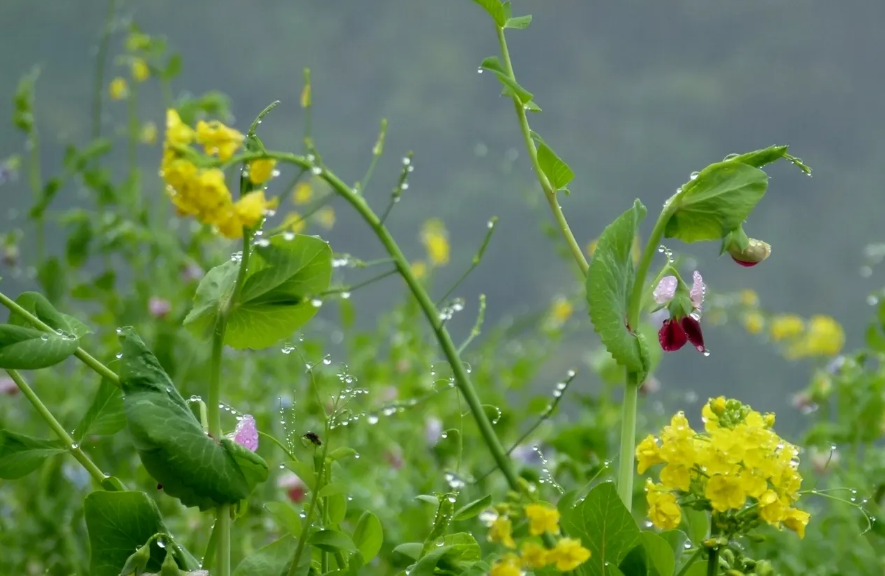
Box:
left=92, top=0, right=116, bottom=140
left=6, top=369, right=112, bottom=487
left=288, top=443, right=329, bottom=576
left=457, top=294, right=487, bottom=354
left=495, top=26, right=588, bottom=275
left=318, top=268, right=397, bottom=297
left=436, top=217, right=497, bottom=307
left=0, top=290, right=121, bottom=387
left=127, top=87, right=139, bottom=189
left=356, top=118, right=387, bottom=194
left=617, top=202, right=681, bottom=509
left=674, top=548, right=703, bottom=576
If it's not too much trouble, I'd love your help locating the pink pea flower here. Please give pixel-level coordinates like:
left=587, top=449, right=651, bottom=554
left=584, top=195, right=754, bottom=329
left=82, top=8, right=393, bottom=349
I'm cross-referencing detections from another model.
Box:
left=654, top=271, right=706, bottom=354
left=227, top=415, right=258, bottom=452
left=148, top=297, right=172, bottom=319
left=0, top=376, right=17, bottom=396
left=277, top=472, right=307, bottom=503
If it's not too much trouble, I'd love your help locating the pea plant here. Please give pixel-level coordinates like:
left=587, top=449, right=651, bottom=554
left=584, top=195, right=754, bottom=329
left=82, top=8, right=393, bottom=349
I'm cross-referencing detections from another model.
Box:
left=1, top=2, right=878, bottom=576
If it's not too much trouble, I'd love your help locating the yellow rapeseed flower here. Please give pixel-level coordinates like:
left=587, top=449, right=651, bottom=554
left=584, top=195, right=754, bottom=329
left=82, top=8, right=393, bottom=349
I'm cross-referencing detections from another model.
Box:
left=646, top=481, right=681, bottom=530
left=783, top=508, right=810, bottom=538
left=109, top=77, right=129, bottom=101
left=293, top=182, right=313, bottom=205
left=524, top=504, right=560, bottom=536
left=420, top=219, right=450, bottom=266
left=705, top=474, right=746, bottom=512
left=488, top=516, right=515, bottom=549
left=489, top=554, right=522, bottom=576
left=549, top=296, right=573, bottom=325
left=126, top=31, right=151, bottom=52
left=196, top=119, right=244, bottom=161
left=165, top=109, right=195, bottom=147
left=635, top=435, right=663, bottom=474
left=770, top=314, right=804, bottom=341
left=411, top=260, right=427, bottom=279
left=519, top=542, right=550, bottom=569
left=743, top=312, right=764, bottom=334
left=787, top=315, right=844, bottom=358
left=139, top=122, right=158, bottom=145
left=235, top=191, right=278, bottom=228
left=586, top=239, right=598, bottom=257
left=248, top=159, right=277, bottom=185
left=131, top=58, right=150, bottom=82
left=316, top=207, right=336, bottom=229
left=547, top=538, right=591, bottom=572
left=739, top=289, right=760, bottom=307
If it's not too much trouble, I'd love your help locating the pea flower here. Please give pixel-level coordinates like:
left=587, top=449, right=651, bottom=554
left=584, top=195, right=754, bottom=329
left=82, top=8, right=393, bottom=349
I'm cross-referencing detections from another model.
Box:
left=276, top=471, right=306, bottom=503
left=148, top=297, right=171, bottom=319
left=0, top=376, right=18, bottom=396
left=654, top=270, right=706, bottom=353
left=227, top=414, right=258, bottom=452
left=728, top=238, right=772, bottom=267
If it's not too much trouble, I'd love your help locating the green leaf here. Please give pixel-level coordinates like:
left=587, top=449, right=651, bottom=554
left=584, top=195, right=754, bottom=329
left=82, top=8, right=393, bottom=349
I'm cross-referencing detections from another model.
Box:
left=118, top=328, right=269, bottom=510
left=184, top=235, right=332, bottom=350
left=85, top=491, right=184, bottom=576
left=453, top=494, right=492, bottom=520
left=641, top=532, right=675, bottom=576
left=37, top=257, right=64, bottom=303
left=537, top=142, right=575, bottom=190
left=495, top=73, right=533, bottom=105
left=470, top=0, right=506, bottom=26
left=618, top=543, right=647, bottom=576
left=505, top=15, right=533, bottom=29
left=608, top=566, right=627, bottom=576
left=412, top=533, right=481, bottom=576
left=392, top=542, right=423, bottom=561
left=164, top=53, right=182, bottom=79
left=73, top=378, right=125, bottom=441
left=233, top=535, right=310, bottom=576
left=585, top=200, right=650, bottom=378
left=352, top=511, right=383, bottom=562
left=664, top=162, right=768, bottom=243
left=0, top=324, right=79, bottom=369
left=309, top=529, right=357, bottom=553
left=284, top=460, right=315, bottom=490
left=424, top=492, right=457, bottom=552
left=327, top=492, right=347, bottom=525
left=265, top=502, right=303, bottom=536
left=682, top=508, right=709, bottom=545
left=679, top=564, right=706, bottom=576
left=560, top=482, right=641, bottom=576
left=318, top=482, right=348, bottom=497
left=327, top=446, right=357, bottom=461
left=524, top=100, right=542, bottom=112
left=724, top=144, right=811, bottom=175
left=479, top=56, right=506, bottom=74
left=416, top=494, right=440, bottom=505
left=8, top=291, right=91, bottom=337
left=659, top=530, right=687, bottom=568
left=0, top=430, right=66, bottom=479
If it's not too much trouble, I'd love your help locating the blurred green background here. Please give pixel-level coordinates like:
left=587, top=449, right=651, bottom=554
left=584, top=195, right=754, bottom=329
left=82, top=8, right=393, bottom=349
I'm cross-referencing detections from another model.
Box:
left=1, top=0, right=883, bottom=433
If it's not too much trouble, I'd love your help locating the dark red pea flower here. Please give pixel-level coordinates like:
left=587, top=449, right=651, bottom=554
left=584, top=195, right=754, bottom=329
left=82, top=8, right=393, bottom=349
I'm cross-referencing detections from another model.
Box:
left=654, top=271, right=707, bottom=354
left=658, top=318, right=688, bottom=351
left=732, top=257, right=758, bottom=267
left=727, top=238, right=771, bottom=268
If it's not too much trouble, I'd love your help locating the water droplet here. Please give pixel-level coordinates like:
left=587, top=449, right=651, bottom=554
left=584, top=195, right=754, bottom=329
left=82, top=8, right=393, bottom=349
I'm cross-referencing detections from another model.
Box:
left=255, top=238, right=270, bottom=248
left=71, top=443, right=79, bottom=450
left=40, top=334, right=49, bottom=341
left=341, top=291, right=352, bottom=300
left=157, top=540, right=166, bottom=549
left=479, top=509, right=497, bottom=526
left=283, top=231, right=295, bottom=241
left=402, top=157, right=411, bottom=166
left=683, top=541, right=693, bottom=549
left=382, top=406, right=397, bottom=417
left=689, top=171, right=700, bottom=180
left=310, top=298, right=323, bottom=308
left=281, top=343, right=295, bottom=354
left=115, top=352, right=123, bottom=359
left=723, top=153, right=739, bottom=161
left=322, top=354, right=332, bottom=365
left=477, top=67, right=484, bottom=74
left=702, top=349, right=711, bottom=357
left=367, top=413, right=379, bottom=425
left=867, top=295, right=879, bottom=306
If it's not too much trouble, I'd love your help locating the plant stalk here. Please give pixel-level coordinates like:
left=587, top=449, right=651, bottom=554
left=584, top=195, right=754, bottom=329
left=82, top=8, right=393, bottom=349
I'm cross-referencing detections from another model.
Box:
left=92, top=0, right=116, bottom=140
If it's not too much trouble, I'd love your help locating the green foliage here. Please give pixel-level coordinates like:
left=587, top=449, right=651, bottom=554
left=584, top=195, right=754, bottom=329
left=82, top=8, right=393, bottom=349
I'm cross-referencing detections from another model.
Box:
left=470, top=0, right=506, bottom=26
left=586, top=200, right=650, bottom=378
left=232, top=535, right=307, bottom=576
left=352, top=511, right=384, bottom=562
left=0, top=324, right=79, bottom=369
left=72, top=378, right=126, bottom=441
left=560, top=482, right=641, bottom=576
left=184, top=234, right=332, bottom=350
left=0, top=430, right=65, bottom=479
left=536, top=142, right=575, bottom=193
left=118, top=328, right=269, bottom=510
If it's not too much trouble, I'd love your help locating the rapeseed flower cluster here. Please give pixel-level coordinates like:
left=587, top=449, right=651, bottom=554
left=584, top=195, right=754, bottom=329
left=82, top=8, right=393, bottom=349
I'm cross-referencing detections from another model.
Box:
left=486, top=503, right=591, bottom=574
left=160, top=109, right=276, bottom=238
left=637, top=397, right=810, bottom=539
left=420, top=219, right=450, bottom=266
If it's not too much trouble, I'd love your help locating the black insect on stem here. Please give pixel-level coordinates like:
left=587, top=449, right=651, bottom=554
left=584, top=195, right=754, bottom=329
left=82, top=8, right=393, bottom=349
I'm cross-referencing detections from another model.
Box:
left=303, top=431, right=322, bottom=446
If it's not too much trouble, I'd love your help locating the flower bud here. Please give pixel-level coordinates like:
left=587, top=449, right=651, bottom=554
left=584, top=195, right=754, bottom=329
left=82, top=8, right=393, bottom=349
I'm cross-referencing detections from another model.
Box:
left=120, top=541, right=152, bottom=575
left=728, top=238, right=772, bottom=267
left=159, top=548, right=183, bottom=576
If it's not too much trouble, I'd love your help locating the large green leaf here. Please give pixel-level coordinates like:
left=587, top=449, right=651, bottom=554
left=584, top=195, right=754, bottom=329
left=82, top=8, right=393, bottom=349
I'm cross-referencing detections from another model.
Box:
left=265, top=501, right=303, bottom=536
left=0, top=324, right=79, bottom=369
left=309, top=529, right=357, bottom=553
left=8, top=291, right=91, bottom=337
left=233, top=535, right=310, bottom=576
left=470, top=0, right=506, bottom=26
left=586, top=200, right=649, bottom=378
left=184, top=234, right=332, bottom=350
left=618, top=543, right=647, bottom=576
left=682, top=508, right=709, bottom=545
left=411, top=533, right=481, bottom=576
left=85, top=491, right=198, bottom=576
left=73, top=378, right=126, bottom=441
left=659, top=530, right=687, bottom=569
left=0, top=430, right=66, bottom=479
left=641, top=532, right=675, bottom=576
left=352, top=511, right=383, bottom=562
left=560, top=482, right=641, bottom=576
left=664, top=162, right=768, bottom=243
left=119, top=328, right=268, bottom=510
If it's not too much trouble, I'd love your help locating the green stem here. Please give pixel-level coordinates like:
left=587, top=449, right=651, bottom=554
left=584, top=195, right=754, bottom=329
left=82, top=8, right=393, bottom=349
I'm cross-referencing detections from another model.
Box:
left=92, top=0, right=116, bottom=140
left=616, top=203, right=680, bottom=509
left=674, top=548, right=703, bottom=576
left=127, top=86, right=139, bottom=204
left=495, top=26, right=588, bottom=275
left=0, top=290, right=121, bottom=387
left=706, top=546, right=719, bottom=576
left=288, top=443, right=329, bottom=576
left=5, top=369, right=112, bottom=487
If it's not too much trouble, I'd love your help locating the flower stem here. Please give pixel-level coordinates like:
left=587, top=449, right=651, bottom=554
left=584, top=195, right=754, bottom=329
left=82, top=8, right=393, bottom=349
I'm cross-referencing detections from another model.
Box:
left=288, top=441, right=329, bottom=576
left=5, top=369, right=114, bottom=488
left=706, top=546, right=720, bottom=576
left=92, top=0, right=116, bottom=140
left=495, top=26, right=589, bottom=275
left=674, top=548, right=703, bottom=576
left=0, top=289, right=121, bottom=388
left=617, top=203, right=679, bottom=509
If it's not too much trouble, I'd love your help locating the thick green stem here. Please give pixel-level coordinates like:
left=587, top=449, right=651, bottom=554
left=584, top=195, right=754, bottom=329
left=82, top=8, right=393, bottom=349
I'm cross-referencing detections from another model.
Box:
left=6, top=369, right=112, bottom=487
left=288, top=442, right=329, bottom=576
left=617, top=203, right=680, bottom=509
left=0, top=290, right=121, bottom=387
left=495, top=27, right=589, bottom=275
left=674, top=548, right=703, bottom=576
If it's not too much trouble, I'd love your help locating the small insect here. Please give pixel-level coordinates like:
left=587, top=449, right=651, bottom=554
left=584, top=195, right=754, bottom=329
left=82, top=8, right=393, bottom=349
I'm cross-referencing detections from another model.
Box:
left=302, top=431, right=322, bottom=446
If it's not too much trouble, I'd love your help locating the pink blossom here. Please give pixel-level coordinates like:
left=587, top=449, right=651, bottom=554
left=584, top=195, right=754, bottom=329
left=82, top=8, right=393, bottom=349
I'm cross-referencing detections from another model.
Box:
left=690, top=271, right=705, bottom=311
left=0, top=376, right=17, bottom=396
left=653, top=276, right=678, bottom=304
left=148, top=297, right=171, bottom=319
left=228, top=415, right=258, bottom=452
left=276, top=472, right=306, bottom=503
left=425, top=416, right=442, bottom=446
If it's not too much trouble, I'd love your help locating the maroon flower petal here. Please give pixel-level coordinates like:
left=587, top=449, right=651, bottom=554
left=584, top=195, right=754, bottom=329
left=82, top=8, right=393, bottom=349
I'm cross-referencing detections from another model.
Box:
left=658, top=319, right=688, bottom=351
left=681, top=316, right=706, bottom=353
left=731, top=256, right=758, bottom=268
